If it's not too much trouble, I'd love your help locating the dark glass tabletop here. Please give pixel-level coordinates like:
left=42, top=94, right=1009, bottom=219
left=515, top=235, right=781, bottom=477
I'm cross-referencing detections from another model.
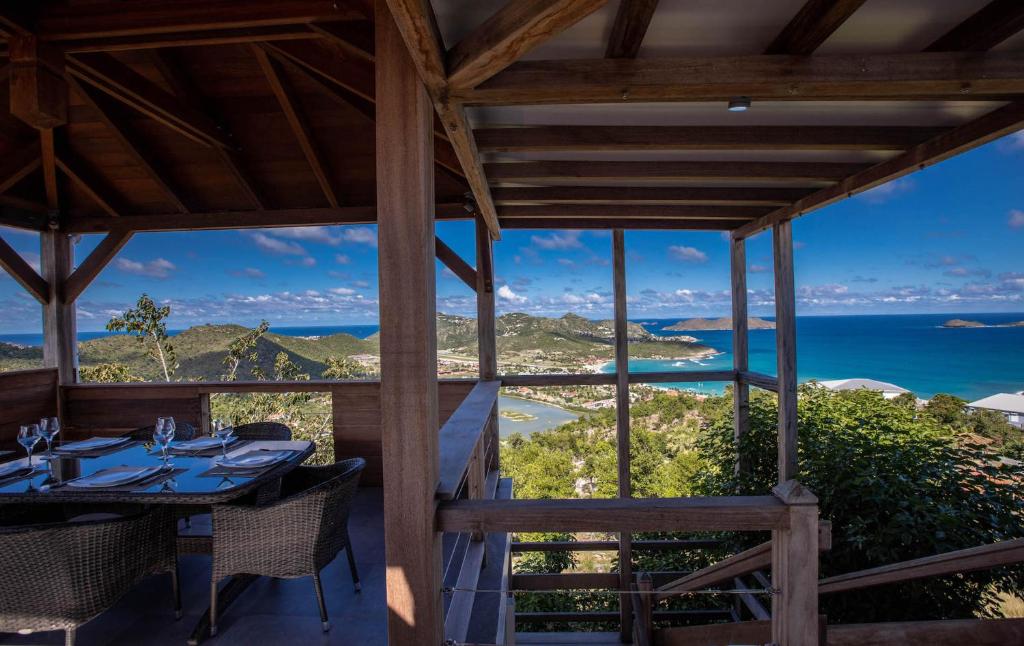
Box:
left=0, top=439, right=314, bottom=504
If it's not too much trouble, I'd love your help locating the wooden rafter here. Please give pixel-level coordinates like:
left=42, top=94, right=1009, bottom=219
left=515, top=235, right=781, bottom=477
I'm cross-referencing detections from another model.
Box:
left=498, top=204, right=768, bottom=221
left=0, top=146, right=42, bottom=194
left=606, top=0, right=658, bottom=58
left=500, top=217, right=749, bottom=231
left=55, top=145, right=124, bottom=218
left=39, top=129, right=59, bottom=210
left=458, top=51, right=1024, bottom=105
left=764, top=0, right=866, bottom=55
left=484, top=160, right=868, bottom=183
left=68, top=75, right=190, bottom=213
left=735, top=101, right=1024, bottom=239
left=308, top=21, right=374, bottom=62
left=0, top=5, right=33, bottom=38
left=925, top=0, right=1024, bottom=52
left=63, top=229, right=134, bottom=303
left=491, top=186, right=809, bottom=207
left=265, top=40, right=374, bottom=104
left=58, top=25, right=321, bottom=54
left=0, top=234, right=48, bottom=304
left=251, top=44, right=339, bottom=208
left=381, top=0, right=500, bottom=238
left=475, top=125, right=945, bottom=152
left=446, top=0, right=607, bottom=89
left=66, top=52, right=233, bottom=149
left=434, top=236, right=478, bottom=291
left=146, top=49, right=266, bottom=210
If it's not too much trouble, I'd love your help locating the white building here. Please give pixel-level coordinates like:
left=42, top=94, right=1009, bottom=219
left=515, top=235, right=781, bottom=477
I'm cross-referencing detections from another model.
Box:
left=817, top=378, right=911, bottom=400
left=968, top=393, right=1024, bottom=429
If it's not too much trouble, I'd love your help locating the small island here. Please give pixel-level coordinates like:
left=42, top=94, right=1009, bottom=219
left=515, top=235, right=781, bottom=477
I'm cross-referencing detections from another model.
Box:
left=942, top=318, right=1024, bottom=328
left=665, top=316, right=775, bottom=331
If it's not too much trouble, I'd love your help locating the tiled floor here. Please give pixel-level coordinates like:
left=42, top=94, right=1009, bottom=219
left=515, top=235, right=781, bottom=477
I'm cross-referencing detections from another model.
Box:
left=0, top=489, right=389, bottom=646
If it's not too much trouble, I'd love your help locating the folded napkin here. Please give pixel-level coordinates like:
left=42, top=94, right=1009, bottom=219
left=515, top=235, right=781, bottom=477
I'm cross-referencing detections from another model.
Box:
left=214, top=449, right=293, bottom=470
left=66, top=466, right=165, bottom=489
left=57, top=437, right=131, bottom=453
left=169, top=436, right=239, bottom=453
left=0, top=463, right=33, bottom=483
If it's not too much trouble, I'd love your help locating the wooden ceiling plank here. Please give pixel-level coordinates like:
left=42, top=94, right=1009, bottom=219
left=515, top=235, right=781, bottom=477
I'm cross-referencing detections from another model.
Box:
left=735, top=101, right=1024, bottom=239
left=252, top=44, right=339, bottom=208
left=55, top=146, right=124, bottom=218
left=606, top=0, right=659, bottom=59
left=446, top=0, right=608, bottom=89
left=59, top=25, right=321, bottom=53
left=498, top=204, right=768, bottom=220
left=0, top=148, right=42, bottom=195
left=265, top=40, right=375, bottom=104
left=461, top=51, right=1024, bottom=105
left=67, top=52, right=233, bottom=149
left=434, top=236, right=478, bottom=291
left=63, top=229, right=134, bottom=303
left=475, top=126, right=945, bottom=152
left=308, top=21, right=375, bottom=62
left=383, top=0, right=500, bottom=237
left=765, top=0, right=866, bottom=55
left=484, top=160, right=869, bottom=182
left=0, top=234, right=49, bottom=305
left=499, top=217, right=742, bottom=231
left=0, top=5, right=34, bottom=38
left=36, top=1, right=362, bottom=41
left=40, top=129, right=59, bottom=211
left=69, top=76, right=190, bottom=214
left=491, top=186, right=809, bottom=206
left=925, top=0, right=1024, bottom=52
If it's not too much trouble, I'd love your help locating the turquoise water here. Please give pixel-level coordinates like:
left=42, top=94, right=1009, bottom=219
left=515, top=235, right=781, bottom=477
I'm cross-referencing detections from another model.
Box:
left=607, top=313, right=1024, bottom=401
left=497, top=395, right=579, bottom=438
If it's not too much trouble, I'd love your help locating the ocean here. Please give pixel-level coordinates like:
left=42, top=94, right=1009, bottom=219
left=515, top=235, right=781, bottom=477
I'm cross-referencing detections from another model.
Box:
left=2, top=314, right=1021, bottom=401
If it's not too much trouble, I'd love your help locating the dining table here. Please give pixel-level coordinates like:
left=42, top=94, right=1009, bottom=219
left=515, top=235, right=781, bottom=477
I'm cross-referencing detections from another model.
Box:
left=0, top=435, right=316, bottom=644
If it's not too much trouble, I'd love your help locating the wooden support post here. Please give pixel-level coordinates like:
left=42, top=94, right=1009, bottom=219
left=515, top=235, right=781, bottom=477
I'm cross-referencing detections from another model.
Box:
left=475, top=213, right=499, bottom=472
left=633, top=572, right=653, bottom=646
left=772, top=480, right=819, bottom=646
left=612, top=229, right=633, bottom=641
left=41, top=230, right=77, bottom=385
left=375, top=2, right=442, bottom=644
left=730, top=235, right=750, bottom=478
left=773, top=219, right=798, bottom=483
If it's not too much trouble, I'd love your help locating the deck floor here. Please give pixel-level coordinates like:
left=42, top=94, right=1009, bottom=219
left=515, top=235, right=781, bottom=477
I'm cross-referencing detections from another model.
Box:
left=0, top=489, right=390, bottom=646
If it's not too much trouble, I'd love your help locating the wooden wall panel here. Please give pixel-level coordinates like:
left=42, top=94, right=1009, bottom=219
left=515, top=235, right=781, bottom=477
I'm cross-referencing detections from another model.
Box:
left=63, top=383, right=203, bottom=438
left=0, top=369, right=59, bottom=456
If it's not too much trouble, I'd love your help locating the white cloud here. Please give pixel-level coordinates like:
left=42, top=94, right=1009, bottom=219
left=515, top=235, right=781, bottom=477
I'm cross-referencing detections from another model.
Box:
left=114, top=257, right=176, bottom=278
left=998, top=130, right=1024, bottom=153
left=229, top=267, right=265, bottom=279
left=497, top=285, right=527, bottom=304
left=531, top=231, right=583, bottom=250
left=335, top=254, right=351, bottom=264
left=749, top=264, right=769, bottom=273
left=248, top=232, right=306, bottom=256
left=329, top=287, right=356, bottom=295
left=342, top=227, right=377, bottom=247
left=668, top=245, right=708, bottom=263
left=262, top=226, right=341, bottom=245
left=858, top=177, right=914, bottom=204
left=1009, top=209, right=1024, bottom=229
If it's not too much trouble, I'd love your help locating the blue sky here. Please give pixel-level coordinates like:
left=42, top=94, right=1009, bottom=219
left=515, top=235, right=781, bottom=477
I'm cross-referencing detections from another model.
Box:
left=0, top=131, right=1022, bottom=333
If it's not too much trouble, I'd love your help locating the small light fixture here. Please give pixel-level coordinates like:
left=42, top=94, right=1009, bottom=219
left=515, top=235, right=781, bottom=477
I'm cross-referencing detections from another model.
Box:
left=728, top=96, right=751, bottom=112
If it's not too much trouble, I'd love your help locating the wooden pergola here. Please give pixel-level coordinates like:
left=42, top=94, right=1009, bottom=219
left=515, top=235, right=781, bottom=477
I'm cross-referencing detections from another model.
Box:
left=0, top=1, right=1023, bottom=645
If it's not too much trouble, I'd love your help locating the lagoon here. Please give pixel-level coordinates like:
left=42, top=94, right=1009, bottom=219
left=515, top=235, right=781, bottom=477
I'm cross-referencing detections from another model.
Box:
left=497, top=395, right=579, bottom=438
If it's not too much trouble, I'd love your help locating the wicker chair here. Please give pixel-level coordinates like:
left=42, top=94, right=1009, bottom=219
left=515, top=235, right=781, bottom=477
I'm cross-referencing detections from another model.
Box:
left=122, top=421, right=197, bottom=442
left=209, top=457, right=365, bottom=635
left=231, top=421, right=292, bottom=441
left=0, top=507, right=180, bottom=646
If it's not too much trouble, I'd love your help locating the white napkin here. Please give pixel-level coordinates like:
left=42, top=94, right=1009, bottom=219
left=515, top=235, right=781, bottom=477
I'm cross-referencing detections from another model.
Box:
left=66, top=466, right=162, bottom=488
left=174, top=436, right=238, bottom=451
left=59, top=437, right=130, bottom=452
left=215, top=450, right=292, bottom=470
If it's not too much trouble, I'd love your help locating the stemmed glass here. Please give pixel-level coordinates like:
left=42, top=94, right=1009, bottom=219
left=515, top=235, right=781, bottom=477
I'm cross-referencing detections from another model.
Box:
left=17, top=424, right=40, bottom=470
left=38, top=417, right=59, bottom=465
left=213, top=419, right=234, bottom=460
left=153, top=417, right=175, bottom=467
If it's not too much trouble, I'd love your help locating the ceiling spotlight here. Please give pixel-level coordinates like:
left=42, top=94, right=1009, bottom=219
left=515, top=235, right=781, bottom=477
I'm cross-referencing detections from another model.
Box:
left=728, top=96, right=751, bottom=112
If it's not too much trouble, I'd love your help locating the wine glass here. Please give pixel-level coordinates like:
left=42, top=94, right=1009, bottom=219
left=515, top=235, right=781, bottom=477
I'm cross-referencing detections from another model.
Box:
left=38, top=417, right=59, bottom=464
left=214, top=420, right=235, bottom=460
left=153, top=418, right=175, bottom=467
left=17, top=424, right=40, bottom=470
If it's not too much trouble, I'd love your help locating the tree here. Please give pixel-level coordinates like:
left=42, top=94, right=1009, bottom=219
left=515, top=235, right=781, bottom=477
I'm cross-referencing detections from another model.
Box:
left=106, top=294, right=176, bottom=381
left=322, top=356, right=371, bottom=379
left=223, top=320, right=269, bottom=381
left=79, top=362, right=142, bottom=383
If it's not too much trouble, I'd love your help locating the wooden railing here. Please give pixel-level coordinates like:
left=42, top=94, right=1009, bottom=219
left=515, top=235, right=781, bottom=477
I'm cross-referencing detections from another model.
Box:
left=0, top=368, right=58, bottom=454
left=498, top=369, right=777, bottom=389
left=437, top=380, right=500, bottom=501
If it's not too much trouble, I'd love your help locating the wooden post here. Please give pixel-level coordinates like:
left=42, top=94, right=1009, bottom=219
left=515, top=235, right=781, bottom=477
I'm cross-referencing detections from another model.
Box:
left=773, top=219, right=798, bottom=483
left=730, top=235, right=750, bottom=478
left=40, top=229, right=77, bottom=386
left=475, top=213, right=500, bottom=472
left=772, top=480, right=819, bottom=646
left=633, top=572, right=653, bottom=646
left=612, top=229, right=633, bottom=640
left=375, top=2, right=442, bottom=644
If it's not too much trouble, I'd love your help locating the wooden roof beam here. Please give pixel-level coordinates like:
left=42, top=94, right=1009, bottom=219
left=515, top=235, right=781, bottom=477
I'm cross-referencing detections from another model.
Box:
left=58, top=25, right=321, bottom=54
left=308, top=21, right=374, bottom=62
left=252, top=44, right=339, bottom=208
left=925, top=0, right=1024, bottom=52
left=606, top=0, right=659, bottom=59
left=460, top=51, right=1024, bottom=105
left=55, top=145, right=124, bottom=218
left=63, top=230, right=133, bottom=303
left=498, top=204, right=768, bottom=221
left=765, top=0, right=866, bottom=55
left=0, top=146, right=42, bottom=194
left=491, top=186, right=810, bottom=207
left=446, top=0, right=607, bottom=89
left=734, top=101, right=1024, bottom=239
left=475, top=125, right=945, bottom=152
left=0, top=233, right=48, bottom=304
left=434, top=236, right=478, bottom=291
left=484, top=160, right=870, bottom=182
left=381, top=0, right=500, bottom=238
left=499, top=217, right=742, bottom=231
left=67, top=53, right=233, bottom=149
left=40, top=129, right=59, bottom=211
left=68, top=76, right=190, bottom=213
